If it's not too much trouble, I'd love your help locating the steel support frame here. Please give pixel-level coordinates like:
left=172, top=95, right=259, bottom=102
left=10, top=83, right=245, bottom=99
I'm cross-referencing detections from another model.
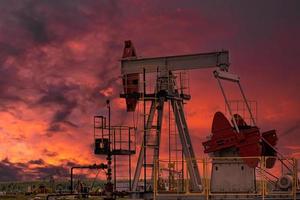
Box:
left=132, top=97, right=202, bottom=193
left=131, top=97, right=165, bottom=192
left=151, top=97, right=165, bottom=181
left=171, top=99, right=202, bottom=191
left=132, top=99, right=157, bottom=191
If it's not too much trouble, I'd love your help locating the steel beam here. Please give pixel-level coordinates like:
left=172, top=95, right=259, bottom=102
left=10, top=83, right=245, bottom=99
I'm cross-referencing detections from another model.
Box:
left=121, top=51, right=229, bottom=74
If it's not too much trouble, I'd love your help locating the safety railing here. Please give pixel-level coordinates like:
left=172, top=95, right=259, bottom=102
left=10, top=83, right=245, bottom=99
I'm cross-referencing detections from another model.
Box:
left=263, top=157, right=297, bottom=199
left=94, top=116, right=136, bottom=155
left=153, top=156, right=298, bottom=200
left=225, top=100, right=258, bottom=126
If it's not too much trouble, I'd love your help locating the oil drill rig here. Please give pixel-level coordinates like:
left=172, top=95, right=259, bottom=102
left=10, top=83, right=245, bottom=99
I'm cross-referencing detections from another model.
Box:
left=93, top=40, right=299, bottom=200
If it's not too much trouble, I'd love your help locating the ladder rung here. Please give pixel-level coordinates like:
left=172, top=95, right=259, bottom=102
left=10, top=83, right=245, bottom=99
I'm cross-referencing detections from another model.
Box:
left=144, top=163, right=154, bottom=167
left=94, top=126, right=104, bottom=129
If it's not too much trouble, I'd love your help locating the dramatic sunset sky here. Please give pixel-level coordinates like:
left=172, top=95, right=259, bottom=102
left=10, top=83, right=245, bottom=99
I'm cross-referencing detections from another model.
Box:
left=0, top=0, right=299, bottom=181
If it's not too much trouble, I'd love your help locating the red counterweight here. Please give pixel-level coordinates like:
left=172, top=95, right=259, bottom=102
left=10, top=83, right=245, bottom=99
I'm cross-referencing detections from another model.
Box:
left=122, top=40, right=139, bottom=112
left=202, top=112, right=278, bottom=168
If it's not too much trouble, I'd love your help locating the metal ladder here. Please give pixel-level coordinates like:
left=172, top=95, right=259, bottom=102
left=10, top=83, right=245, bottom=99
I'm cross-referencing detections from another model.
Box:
left=171, top=99, right=202, bottom=192
left=168, top=102, right=184, bottom=192
left=132, top=97, right=165, bottom=192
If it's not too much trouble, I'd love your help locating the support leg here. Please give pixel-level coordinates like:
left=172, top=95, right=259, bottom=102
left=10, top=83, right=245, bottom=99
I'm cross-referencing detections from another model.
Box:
left=132, top=100, right=157, bottom=191
left=171, top=99, right=202, bottom=192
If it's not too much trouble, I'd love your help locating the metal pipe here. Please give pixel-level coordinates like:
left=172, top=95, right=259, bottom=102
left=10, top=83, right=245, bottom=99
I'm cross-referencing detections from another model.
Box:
left=129, top=128, right=132, bottom=191
left=70, top=167, right=74, bottom=194
left=215, top=76, right=240, bottom=133
left=168, top=101, right=171, bottom=189
left=237, top=82, right=256, bottom=126
left=106, top=99, right=113, bottom=199
left=143, top=67, right=147, bottom=192
left=114, top=128, right=116, bottom=191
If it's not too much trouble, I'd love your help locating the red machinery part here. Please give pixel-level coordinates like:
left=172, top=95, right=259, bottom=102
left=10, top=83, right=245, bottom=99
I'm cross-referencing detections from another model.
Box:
left=122, top=40, right=139, bottom=112
left=203, top=112, right=237, bottom=153
left=262, top=130, right=278, bottom=168
left=202, top=112, right=278, bottom=168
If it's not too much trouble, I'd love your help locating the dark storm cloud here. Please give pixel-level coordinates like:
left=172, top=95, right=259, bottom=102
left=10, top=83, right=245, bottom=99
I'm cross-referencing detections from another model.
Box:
left=37, top=83, right=78, bottom=118
left=0, top=0, right=122, bottom=103
left=34, top=165, right=69, bottom=178
left=0, top=0, right=124, bottom=168
left=65, top=161, right=77, bottom=168
left=15, top=4, right=53, bottom=44
left=0, top=158, right=70, bottom=181
left=42, top=149, right=58, bottom=157
left=0, top=0, right=121, bottom=51
left=28, top=159, right=45, bottom=165
left=0, top=43, right=23, bottom=63
left=52, top=101, right=77, bottom=123
left=46, top=123, right=63, bottom=133
left=36, top=82, right=80, bottom=135
left=0, top=0, right=123, bottom=129
left=0, top=158, right=24, bottom=181
left=0, top=66, right=24, bottom=103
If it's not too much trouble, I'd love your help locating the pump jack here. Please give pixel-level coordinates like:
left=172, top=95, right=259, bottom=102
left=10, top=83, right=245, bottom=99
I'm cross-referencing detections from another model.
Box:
left=93, top=40, right=298, bottom=199
left=120, top=40, right=240, bottom=194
